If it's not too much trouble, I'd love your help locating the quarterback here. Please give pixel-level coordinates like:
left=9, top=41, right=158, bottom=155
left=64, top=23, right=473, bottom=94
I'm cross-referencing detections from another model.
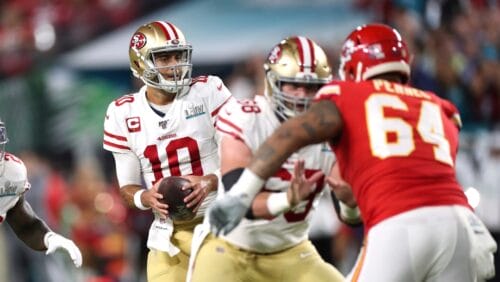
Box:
left=103, top=21, right=231, bottom=281
left=190, top=37, right=356, bottom=282
left=0, top=119, right=82, bottom=268
left=209, top=24, right=497, bottom=281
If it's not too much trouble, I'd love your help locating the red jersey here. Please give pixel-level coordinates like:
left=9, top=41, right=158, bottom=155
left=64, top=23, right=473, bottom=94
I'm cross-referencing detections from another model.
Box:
left=315, top=79, right=470, bottom=232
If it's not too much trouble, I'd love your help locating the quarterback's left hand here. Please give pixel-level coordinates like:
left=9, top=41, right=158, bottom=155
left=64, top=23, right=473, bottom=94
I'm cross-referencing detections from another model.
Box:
left=208, top=193, right=249, bottom=236
left=44, top=231, right=83, bottom=267
left=183, top=174, right=218, bottom=213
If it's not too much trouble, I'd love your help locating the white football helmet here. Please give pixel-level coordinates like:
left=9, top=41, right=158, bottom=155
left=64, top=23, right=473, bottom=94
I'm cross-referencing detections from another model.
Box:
left=129, top=21, right=193, bottom=96
left=264, top=36, right=332, bottom=120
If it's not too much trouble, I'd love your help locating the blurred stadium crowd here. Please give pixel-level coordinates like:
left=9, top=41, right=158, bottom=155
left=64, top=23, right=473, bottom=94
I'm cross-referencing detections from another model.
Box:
left=0, top=0, right=174, bottom=78
left=0, top=0, right=498, bottom=281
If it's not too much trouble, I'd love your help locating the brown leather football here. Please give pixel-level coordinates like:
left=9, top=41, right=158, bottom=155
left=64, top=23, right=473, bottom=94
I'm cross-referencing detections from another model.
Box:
left=157, top=176, right=195, bottom=221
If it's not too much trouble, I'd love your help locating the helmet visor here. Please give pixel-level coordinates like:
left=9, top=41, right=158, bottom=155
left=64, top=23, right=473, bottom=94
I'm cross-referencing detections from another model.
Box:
left=269, top=72, right=327, bottom=119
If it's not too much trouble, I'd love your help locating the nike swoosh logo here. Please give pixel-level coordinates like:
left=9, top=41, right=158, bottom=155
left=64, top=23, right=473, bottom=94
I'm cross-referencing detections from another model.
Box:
left=217, top=84, right=223, bottom=91
left=299, top=252, right=312, bottom=259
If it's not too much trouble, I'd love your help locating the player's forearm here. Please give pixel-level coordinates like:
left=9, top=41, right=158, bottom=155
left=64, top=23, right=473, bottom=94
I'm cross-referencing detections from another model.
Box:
left=202, top=173, right=218, bottom=192
left=250, top=192, right=277, bottom=219
left=120, top=184, right=144, bottom=208
left=249, top=117, right=312, bottom=178
left=187, top=174, right=219, bottom=192
left=7, top=197, right=50, bottom=251
left=249, top=101, right=342, bottom=179
left=15, top=218, right=50, bottom=251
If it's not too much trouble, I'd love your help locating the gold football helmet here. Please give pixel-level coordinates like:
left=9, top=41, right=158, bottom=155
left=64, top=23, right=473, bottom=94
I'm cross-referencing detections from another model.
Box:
left=129, top=21, right=192, bottom=96
left=264, top=36, right=332, bottom=119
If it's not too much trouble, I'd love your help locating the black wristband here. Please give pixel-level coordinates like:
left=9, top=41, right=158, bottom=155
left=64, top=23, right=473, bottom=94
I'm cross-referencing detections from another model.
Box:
left=221, top=168, right=245, bottom=192
left=222, top=168, right=255, bottom=219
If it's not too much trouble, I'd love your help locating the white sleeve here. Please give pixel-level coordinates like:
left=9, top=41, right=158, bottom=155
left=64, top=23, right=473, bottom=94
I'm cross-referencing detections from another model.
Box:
left=112, top=151, right=142, bottom=188
left=207, top=76, right=232, bottom=123
left=103, top=101, right=130, bottom=153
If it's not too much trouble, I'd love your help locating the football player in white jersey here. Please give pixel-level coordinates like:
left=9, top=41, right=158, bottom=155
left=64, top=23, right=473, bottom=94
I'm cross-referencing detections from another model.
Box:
left=0, top=119, right=82, bottom=268
left=190, top=37, right=359, bottom=282
left=102, top=20, right=232, bottom=282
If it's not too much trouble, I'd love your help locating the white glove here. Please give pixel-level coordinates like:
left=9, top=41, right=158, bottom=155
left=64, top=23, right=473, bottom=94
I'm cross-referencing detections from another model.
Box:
left=44, top=231, right=83, bottom=268
left=208, top=193, right=250, bottom=236
left=209, top=169, right=265, bottom=236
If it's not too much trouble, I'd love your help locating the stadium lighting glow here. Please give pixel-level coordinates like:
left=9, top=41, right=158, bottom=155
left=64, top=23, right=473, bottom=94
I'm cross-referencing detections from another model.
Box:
left=34, top=22, right=56, bottom=51
left=465, top=187, right=480, bottom=209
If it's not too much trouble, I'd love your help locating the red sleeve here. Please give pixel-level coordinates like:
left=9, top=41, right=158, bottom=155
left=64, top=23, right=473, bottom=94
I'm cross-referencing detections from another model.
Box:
left=314, top=82, right=342, bottom=103
left=438, top=97, right=462, bottom=129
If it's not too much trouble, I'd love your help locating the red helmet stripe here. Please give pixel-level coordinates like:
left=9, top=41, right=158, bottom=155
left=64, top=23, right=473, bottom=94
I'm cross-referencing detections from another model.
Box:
left=294, top=37, right=305, bottom=72
left=153, top=21, right=177, bottom=40
left=165, top=22, right=179, bottom=39
left=296, top=36, right=315, bottom=73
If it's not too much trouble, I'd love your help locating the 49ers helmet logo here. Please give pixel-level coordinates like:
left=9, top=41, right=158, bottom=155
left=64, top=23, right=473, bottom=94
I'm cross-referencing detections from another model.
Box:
left=130, top=32, right=147, bottom=49
left=267, top=46, right=282, bottom=64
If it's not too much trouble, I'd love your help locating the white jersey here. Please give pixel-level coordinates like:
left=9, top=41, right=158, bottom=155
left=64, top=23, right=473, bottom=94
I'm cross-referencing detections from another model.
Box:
left=0, top=153, right=30, bottom=223
left=103, top=75, right=231, bottom=255
left=216, top=95, right=335, bottom=253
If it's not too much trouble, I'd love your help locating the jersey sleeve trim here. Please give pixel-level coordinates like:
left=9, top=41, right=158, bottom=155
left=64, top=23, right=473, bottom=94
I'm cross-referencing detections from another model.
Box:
left=103, top=130, right=130, bottom=151
left=103, top=140, right=130, bottom=150
left=211, top=96, right=232, bottom=117
left=217, top=116, right=243, bottom=133
left=216, top=126, right=244, bottom=142
left=104, top=130, right=127, bottom=141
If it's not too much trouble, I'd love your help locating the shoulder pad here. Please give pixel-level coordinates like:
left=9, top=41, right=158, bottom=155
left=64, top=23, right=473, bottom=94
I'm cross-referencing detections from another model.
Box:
left=315, top=80, right=346, bottom=99
left=217, top=96, right=267, bottom=137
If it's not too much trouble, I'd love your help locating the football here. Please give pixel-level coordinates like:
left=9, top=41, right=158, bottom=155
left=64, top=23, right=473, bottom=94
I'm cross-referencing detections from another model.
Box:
left=157, top=176, right=196, bottom=221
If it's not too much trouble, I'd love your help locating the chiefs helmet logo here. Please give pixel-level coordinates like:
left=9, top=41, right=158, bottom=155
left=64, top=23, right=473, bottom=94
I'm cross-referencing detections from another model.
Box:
left=366, top=44, right=385, bottom=59
left=341, top=39, right=355, bottom=56
left=268, top=46, right=282, bottom=64
left=130, top=32, right=147, bottom=49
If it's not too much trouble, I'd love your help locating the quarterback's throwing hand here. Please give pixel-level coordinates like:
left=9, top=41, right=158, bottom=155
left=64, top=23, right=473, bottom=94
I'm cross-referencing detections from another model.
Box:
left=208, top=193, right=249, bottom=236
left=44, top=231, right=83, bottom=267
